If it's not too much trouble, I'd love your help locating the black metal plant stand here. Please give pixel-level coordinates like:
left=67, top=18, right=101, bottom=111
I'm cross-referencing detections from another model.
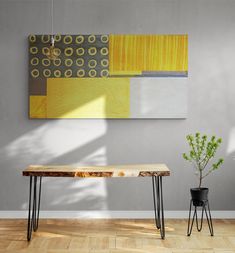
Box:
left=152, top=176, right=165, bottom=239
left=27, top=176, right=42, bottom=241
left=187, top=199, right=214, bottom=236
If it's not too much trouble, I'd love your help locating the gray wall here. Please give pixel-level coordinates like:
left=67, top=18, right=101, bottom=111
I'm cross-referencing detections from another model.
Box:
left=0, top=0, right=235, bottom=212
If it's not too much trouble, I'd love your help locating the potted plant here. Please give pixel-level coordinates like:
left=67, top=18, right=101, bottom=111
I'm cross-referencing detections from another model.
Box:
left=183, top=133, right=224, bottom=206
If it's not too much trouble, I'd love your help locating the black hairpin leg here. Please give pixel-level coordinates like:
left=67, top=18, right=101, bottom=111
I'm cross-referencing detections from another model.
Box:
left=27, top=176, right=42, bottom=241
left=187, top=200, right=214, bottom=236
left=152, top=176, right=165, bottom=239
left=205, top=202, right=214, bottom=236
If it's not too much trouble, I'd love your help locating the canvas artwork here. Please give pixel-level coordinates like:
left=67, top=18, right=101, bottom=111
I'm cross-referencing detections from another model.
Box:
left=28, top=34, right=188, bottom=119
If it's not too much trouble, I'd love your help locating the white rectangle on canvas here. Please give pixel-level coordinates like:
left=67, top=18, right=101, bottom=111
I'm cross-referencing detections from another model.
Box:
left=130, top=78, right=188, bottom=118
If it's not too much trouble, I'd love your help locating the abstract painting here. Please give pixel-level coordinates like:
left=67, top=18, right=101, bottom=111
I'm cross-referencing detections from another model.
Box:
left=29, top=34, right=188, bottom=118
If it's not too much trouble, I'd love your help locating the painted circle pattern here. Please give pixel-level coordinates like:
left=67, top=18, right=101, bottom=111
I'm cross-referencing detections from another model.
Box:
left=30, top=47, right=38, bottom=54
left=65, top=58, right=73, bottom=67
left=54, top=70, right=61, bottom=77
left=29, top=35, right=109, bottom=78
left=53, top=58, right=61, bottom=66
left=88, top=35, right=96, bottom=43
left=43, top=69, right=51, bottom=77
left=100, top=47, right=108, bottom=55
left=101, top=35, right=109, bottom=43
left=64, top=69, right=73, bottom=77
left=88, top=47, right=97, bottom=56
left=42, top=35, right=50, bottom=43
left=42, top=47, right=50, bottom=55
left=101, top=59, right=109, bottom=67
left=76, top=48, right=85, bottom=56
left=77, top=69, right=85, bottom=77
left=76, top=58, right=84, bottom=67
left=75, top=35, right=84, bottom=44
left=64, top=47, right=74, bottom=56
left=31, top=69, right=39, bottom=78
left=88, top=59, right=97, bottom=68
left=42, top=58, right=51, bottom=67
left=31, top=57, right=39, bottom=66
left=88, top=69, right=97, bottom=77
left=54, top=34, right=62, bottom=42
left=63, top=35, right=73, bottom=44
left=100, top=69, right=109, bottom=77
left=54, top=48, right=61, bottom=56
left=29, top=35, right=36, bottom=43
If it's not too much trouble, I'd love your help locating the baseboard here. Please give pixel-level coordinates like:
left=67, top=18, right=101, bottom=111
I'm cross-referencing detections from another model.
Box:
left=0, top=210, right=235, bottom=219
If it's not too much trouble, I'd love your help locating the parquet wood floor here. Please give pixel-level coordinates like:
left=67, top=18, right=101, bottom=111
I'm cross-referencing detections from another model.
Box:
left=0, top=219, right=234, bottom=253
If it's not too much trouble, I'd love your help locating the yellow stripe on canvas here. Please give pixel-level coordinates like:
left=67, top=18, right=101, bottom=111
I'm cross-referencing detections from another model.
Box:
left=29, top=96, right=47, bottom=118
left=109, top=34, right=188, bottom=75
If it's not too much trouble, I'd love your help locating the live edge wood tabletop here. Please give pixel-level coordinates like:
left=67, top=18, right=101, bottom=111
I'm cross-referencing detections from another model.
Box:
left=22, top=163, right=170, bottom=177
left=22, top=163, right=170, bottom=241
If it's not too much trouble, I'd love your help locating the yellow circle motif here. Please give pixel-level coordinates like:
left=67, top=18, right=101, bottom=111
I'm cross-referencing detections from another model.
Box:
left=64, top=47, right=74, bottom=56
left=76, top=58, right=84, bottom=67
left=101, top=59, right=109, bottom=67
left=53, top=58, right=61, bottom=66
left=42, top=47, right=49, bottom=55
left=64, top=69, right=72, bottom=78
left=29, top=35, right=36, bottom=43
left=54, top=34, right=61, bottom=42
left=76, top=48, right=85, bottom=56
left=100, top=69, right=109, bottom=77
left=42, top=58, right=51, bottom=67
left=88, top=59, right=97, bottom=68
left=63, top=35, right=73, bottom=44
left=88, top=47, right=97, bottom=56
left=29, top=47, right=38, bottom=54
left=54, top=48, right=61, bottom=56
left=41, top=35, right=50, bottom=43
left=31, top=69, right=39, bottom=78
left=101, top=35, right=109, bottom=43
left=100, top=47, right=108, bottom=55
left=77, top=69, right=85, bottom=77
left=75, top=35, right=84, bottom=44
left=43, top=69, right=51, bottom=78
left=88, top=69, right=97, bottom=77
left=30, top=57, right=39, bottom=66
left=88, top=35, right=96, bottom=43
left=54, top=70, right=61, bottom=78
left=65, top=58, right=73, bottom=67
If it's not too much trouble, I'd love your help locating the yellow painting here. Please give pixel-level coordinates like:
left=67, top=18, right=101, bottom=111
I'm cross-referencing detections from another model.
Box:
left=28, top=34, right=188, bottom=119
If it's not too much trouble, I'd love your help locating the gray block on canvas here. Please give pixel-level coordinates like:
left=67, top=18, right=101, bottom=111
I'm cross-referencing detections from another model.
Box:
left=130, top=78, right=188, bottom=118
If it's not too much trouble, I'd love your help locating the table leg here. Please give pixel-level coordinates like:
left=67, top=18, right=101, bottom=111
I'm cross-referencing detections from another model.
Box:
left=152, top=175, right=165, bottom=239
left=27, top=176, right=42, bottom=241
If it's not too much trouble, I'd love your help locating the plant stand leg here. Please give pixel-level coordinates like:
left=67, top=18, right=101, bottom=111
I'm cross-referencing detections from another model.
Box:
left=187, top=200, right=197, bottom=236
left=205, top=201, right=214, bottom=236
left=195, top=204, right=204, bottom=232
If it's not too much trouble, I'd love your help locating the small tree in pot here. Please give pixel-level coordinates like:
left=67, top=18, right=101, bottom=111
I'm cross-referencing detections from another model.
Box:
left=183, top=133, right=224, bottom=206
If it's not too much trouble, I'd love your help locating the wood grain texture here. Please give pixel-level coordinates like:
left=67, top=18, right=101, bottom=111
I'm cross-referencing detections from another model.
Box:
left=0, top=219, right=234, bottom=253
left=22, top=164, right=170, bottom=177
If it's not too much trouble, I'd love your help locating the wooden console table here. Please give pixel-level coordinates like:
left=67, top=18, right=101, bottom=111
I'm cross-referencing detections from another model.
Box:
left=23, top=164, right=170, bottom=241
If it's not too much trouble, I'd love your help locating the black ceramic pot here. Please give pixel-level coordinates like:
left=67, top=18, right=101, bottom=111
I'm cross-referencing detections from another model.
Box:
left=190, top=187, right=209, bottom=206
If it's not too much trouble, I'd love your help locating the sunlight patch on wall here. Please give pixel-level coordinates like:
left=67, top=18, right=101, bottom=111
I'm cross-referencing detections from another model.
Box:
left=79, top=147, right=107, bottom=166
left=227, top=127, right=235, bottom=155
left=3, top=120, right=107, bottom=163
left=50, top=178, right=108, bottom=210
